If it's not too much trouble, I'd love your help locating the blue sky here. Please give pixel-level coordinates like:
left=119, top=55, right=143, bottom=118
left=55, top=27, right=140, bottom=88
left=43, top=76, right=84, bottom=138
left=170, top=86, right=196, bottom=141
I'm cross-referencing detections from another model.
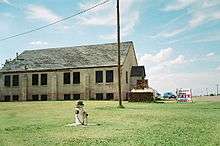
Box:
left=0, top=0, right=220, bottom=95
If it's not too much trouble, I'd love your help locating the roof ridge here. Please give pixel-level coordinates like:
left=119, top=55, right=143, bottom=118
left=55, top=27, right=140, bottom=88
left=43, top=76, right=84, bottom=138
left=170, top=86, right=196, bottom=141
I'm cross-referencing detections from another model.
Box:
left=24, top=41, right=133, bottom=52
left=1, top=41, right=134, bottom=72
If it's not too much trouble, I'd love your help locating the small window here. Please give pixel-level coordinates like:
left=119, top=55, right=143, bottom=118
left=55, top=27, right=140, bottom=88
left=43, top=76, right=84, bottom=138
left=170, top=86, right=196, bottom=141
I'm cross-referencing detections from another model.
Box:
left=32, top=74, right=39, bottom=85
left=106, top=70, right=114, bottom=83
left=4, top=95, right=10, bottom=102
left=96, top=71, right=103, bottom=83
left=64, top=94, right=71, bottom=100
left=41, top=95, right=47, bottom=101
left=12, top=75, right=19, bottom=86
left=106, top=93, right=114, bottom=100
left=41, top=74, right=47, bottom=85
left=63, top=73, right=71, bottom=84
left=73, top=94, right=80, bottom=100
left=12, top=95, right=19, bottom=101
left=32, top=95, right=39, bottom=101
left=73, top=72, right=80, bottom=84
left=4, top=75, right=11, bottom=87
left=126, top=71, right=128, bottom=84
left=96, top=93, right=103, bottom=100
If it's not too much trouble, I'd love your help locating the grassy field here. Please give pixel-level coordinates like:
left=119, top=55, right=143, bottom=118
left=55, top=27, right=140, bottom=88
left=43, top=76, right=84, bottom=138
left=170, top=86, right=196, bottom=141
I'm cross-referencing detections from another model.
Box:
left=0, top=99, right=220, bottom=146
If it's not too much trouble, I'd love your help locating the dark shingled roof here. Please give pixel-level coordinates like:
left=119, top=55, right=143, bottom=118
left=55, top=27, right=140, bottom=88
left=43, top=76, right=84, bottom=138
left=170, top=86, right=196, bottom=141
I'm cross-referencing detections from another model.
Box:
left=1, top=41, right=133, bottom=72
left=130, top=66, right=146, bottom=77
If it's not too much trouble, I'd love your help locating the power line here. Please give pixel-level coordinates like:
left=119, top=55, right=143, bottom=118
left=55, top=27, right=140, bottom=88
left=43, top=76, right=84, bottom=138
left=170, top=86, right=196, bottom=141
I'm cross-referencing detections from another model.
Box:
left=0, top=0, right=111, bottom=42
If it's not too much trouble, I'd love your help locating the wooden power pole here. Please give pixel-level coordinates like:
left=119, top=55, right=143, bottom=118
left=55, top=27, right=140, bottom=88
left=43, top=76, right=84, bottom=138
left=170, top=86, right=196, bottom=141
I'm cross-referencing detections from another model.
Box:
left=117, top=0, right=123, bottom=108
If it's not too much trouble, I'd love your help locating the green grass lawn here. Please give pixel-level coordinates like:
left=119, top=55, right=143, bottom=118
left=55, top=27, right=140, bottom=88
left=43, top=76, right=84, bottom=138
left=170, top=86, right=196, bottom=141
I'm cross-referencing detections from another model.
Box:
left=0, top=100, right=220, bottom=146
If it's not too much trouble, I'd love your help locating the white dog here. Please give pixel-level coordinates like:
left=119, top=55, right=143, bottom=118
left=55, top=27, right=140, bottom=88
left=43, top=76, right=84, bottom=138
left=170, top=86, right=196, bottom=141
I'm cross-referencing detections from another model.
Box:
left=74, top=100, right=88, bottom=126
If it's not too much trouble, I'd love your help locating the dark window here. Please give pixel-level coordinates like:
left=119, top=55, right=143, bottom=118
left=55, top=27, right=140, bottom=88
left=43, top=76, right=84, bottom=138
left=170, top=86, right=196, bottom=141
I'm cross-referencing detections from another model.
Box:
left=106, top=70, right=114, bottom=83
left=96, top=93, right=103, bottom=100
left=126, top=71, right=128, bottom=84
left=63, top=73, right=70, bottom=84
left=73, top=94, right=80, bottom=100
left=32, top=74, right=39, bottom=85
left=12, top=95, right=19, bottom=101
left=32, top=95, right=39, bottom=101
left=96, top=71, right=103, bottom=83
left=41, top=74, right=47, bottom=85
left=73, top=72, right=80, bottom=84
left=4, top=95, right=10, bottom=102
left=126, top=92, right=129, bottom=101
left=12, top=75, right=19, bottom=86
left=4, top=75, right=11, bottom=87
left=106, top=93, right=114, bottom=100
left=41, top=95, right=47, bottom=101
left=64, top=94, right=71, bottom=100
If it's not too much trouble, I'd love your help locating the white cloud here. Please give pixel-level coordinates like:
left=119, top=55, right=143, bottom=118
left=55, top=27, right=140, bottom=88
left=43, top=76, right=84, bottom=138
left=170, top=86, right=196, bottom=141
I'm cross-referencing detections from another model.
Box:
left=216, top=66, right=220, bottom=71
left=149, top=72, right=220, bottom=95
left=188, top=9, right=220, bottom=28
left=146, top=54, right=187, bottom=74
left=26, top=5, right=61, bottom=23
left=170, top=55, right=187, bottom=65
left=202, top=0, right=220, bottom=8
left=164, top=0, right=196, bottom=11
left=138, top=47, right=219, bottom=95
left=160, top=9, right=220, bottom=37
left=121, top=11, right=139, bottom=36
left=138, top=48, right=197, bottom=94
left=189, top=12, right=206, bottom=28
left=78, top=1, right=114, bottom=26
left=206, top=52, right=215, bottom=57
left=138, top=48, right=189, bottom=80
left=165, top=28, right=186, bottom=37
left=161, top=9, right=220, bottom=36
left=139, top=47, right=173, bottom=64
left=157, top=0, right=220, bottom=38
left=0, top=0, right=10, bottom=5
left=160, top=27, right=187, bottom=38
left=78, top=0, right=142, bottom=40
left=213, top=11, right=220, bottom=19
left=0, top=12, right=14, bottom=18
left=99, top=11, right=139, bottom=40
left=191, top=37, right=220, bottom=43
left=29, top=41, right=48, bottom=45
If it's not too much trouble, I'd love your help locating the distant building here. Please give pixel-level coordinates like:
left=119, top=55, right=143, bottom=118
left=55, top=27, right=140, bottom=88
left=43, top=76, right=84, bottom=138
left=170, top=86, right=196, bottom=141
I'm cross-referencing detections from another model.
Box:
left=0, top=41, right=145, bottom=101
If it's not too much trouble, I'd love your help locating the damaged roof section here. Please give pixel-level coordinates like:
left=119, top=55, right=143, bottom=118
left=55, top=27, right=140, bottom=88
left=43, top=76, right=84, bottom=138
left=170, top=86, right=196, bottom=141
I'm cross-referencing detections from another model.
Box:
left=1, top=41, right=133, bottom=72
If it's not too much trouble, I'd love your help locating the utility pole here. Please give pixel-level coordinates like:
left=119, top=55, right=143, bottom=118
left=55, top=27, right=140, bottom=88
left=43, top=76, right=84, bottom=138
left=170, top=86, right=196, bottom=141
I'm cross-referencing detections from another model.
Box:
left=117, top=0, right=123, bottom=108
left=217, top=84, right=219, bottom=96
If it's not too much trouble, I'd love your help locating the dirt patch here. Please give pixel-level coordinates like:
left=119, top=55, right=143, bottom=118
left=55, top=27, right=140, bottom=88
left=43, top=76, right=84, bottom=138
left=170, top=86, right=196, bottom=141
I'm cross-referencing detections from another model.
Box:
left=193, top=96, right=220, bottom=102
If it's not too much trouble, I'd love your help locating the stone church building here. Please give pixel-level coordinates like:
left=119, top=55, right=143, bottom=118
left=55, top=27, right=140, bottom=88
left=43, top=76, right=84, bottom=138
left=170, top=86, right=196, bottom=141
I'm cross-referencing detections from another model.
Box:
left=0, top=41, right=145, bottom=101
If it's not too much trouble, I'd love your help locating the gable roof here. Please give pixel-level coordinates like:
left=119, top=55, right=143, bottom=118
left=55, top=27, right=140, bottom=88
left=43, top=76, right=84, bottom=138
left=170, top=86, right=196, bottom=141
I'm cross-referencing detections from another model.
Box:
left=1, top=41, right=134, bottom=73
left=130, top=66, right=146, bottom=77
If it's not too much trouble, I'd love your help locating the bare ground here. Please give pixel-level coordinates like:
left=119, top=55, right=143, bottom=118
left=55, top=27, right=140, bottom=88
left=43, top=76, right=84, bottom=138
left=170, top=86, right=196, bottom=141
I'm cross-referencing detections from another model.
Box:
left=193, top=96, right=220, bottom=102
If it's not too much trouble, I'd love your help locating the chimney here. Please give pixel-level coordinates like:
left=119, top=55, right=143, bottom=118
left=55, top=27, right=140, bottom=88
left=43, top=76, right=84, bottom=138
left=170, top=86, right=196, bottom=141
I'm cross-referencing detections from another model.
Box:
left=16, top=52, right=19, bottom=60
left=25, top=65, right=28, bottom=70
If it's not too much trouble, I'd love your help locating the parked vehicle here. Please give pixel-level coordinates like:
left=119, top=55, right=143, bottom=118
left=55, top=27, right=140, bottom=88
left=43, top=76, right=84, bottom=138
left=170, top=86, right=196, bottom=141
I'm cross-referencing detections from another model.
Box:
left=163, top=92, right=176, bottom=99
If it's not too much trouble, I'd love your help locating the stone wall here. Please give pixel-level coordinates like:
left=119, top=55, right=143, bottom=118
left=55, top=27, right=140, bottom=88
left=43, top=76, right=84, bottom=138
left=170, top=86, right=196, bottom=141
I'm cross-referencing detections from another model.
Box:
left=121, top=44, right=138, bottom=100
